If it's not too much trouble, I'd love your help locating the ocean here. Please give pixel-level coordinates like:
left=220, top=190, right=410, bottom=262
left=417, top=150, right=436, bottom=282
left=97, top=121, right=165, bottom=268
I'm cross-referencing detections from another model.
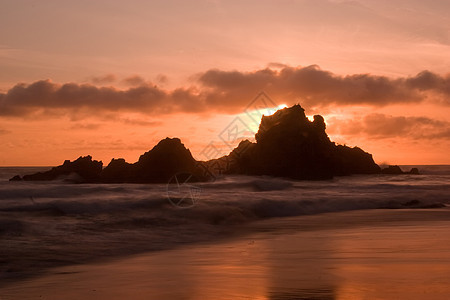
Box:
left=1, top=166, right=450, bottom=298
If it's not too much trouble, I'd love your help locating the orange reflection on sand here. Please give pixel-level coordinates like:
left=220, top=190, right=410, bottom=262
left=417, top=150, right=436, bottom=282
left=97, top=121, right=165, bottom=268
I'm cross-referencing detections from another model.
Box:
left=186, top=239, right=269, bottom=300
left=333, top=224, right=450, bottom=300
left=2, top=214, right=450, bottom=300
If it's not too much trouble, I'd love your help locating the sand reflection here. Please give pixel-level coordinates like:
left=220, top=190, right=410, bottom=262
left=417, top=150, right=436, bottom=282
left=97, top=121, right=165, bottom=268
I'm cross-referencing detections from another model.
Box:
left=1, top=221, right=450, bottom=299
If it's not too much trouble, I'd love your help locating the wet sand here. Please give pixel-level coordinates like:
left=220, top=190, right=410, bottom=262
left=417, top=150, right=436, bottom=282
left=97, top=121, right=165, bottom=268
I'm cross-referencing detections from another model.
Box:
left=1, top=209, right=450, bottom=299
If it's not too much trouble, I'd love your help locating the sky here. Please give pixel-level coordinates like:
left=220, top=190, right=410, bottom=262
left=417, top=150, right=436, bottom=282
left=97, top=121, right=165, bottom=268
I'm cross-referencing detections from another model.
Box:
left=1, top=0, right=449, bottom=166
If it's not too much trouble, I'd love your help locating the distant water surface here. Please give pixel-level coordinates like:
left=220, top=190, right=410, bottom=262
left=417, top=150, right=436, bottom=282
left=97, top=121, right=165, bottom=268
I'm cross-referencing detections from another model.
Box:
left=0, top=165, right=449, bottom=284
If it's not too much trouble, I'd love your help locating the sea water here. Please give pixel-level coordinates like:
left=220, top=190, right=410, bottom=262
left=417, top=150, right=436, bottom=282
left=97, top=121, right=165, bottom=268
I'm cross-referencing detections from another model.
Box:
left=0, top=166, right=449, bottom=282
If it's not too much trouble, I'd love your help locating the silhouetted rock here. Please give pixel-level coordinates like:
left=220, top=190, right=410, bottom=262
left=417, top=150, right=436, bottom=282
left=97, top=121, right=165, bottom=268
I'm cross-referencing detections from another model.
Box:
left=101, top=137, right=210, bottom=183
left=131, top=137, right=204, bottom=183
left=220, top=140, right=256, bottom=175
left=381, top=165, right=420, bottom=175
left=13, top=105, right=388, bottom=183
left=9, top=175, right=22, bottom=181
left=222, top=104, right=380, bottom=179
left=14, top=138, right=206, bottom=184
left=13, top=156, right=103, bottom=182
left=332, top=145, right=381, bottom=175
left=103, top=137, right=210, bottom=183
left=381, top=165, right=404, bottom=174
left=409, top=167, right=420, bottom=175
left=101, top=158, right=134, bottom=183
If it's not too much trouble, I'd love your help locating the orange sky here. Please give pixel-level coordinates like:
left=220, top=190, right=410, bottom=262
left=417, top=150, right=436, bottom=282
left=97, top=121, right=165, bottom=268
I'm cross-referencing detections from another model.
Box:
left=1, top=0, right=449, bottom=166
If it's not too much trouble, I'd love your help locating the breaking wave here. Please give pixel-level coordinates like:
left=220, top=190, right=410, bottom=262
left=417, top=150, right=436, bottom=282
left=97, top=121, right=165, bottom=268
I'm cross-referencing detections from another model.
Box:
left=1, top=172, right=449, bottom=229
left=1, top=167, right=449, bottom=281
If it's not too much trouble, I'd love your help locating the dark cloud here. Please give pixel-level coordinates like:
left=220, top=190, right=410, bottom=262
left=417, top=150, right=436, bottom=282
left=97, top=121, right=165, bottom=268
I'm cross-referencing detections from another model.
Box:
left=0, top=65, right=449, bottom=119
left=198, top=65, right=450, bottom=107
left=91, top=74, right=117, bottom=85
left=156, top=74, right=168, bottom=84
left=0, top=80, right=170, bottom=117
left=329, top=114, right=450, bottom=140
left=69, top=123, right=102, bottom=130
left=0, top=128, right=10, bottom=135
left=122, top=75, right=146, bottom=87
left=405, top=70, right=450, bottom=101
left=120, top=118, right=162, bottom=127
left=267, top=62, right=288, bottom=69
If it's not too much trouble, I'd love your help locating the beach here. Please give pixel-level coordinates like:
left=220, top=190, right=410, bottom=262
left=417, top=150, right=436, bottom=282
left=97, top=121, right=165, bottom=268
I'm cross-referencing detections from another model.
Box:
left=1, top=208, right=450, bottom=300
left=2, top=1, right=449, bottom=298
left=1, top=167, right=450, bottom=299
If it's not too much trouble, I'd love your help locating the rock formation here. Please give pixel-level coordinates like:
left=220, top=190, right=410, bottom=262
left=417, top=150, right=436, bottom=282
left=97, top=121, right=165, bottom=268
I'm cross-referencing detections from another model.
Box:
left=381, top=165, right=420, bottom=175
left=11, top=156, right=103, bottom=182
left=100, top=158, right=134, bottom=183
left=100, top=137, right=205, bottom=183
left=218, top=104, right=380, bottom=179
left=122, top=137, right=204, bottom=183
left=11, top=104, right=404, bottom=183
left=11, top=138, right=204, bottom=183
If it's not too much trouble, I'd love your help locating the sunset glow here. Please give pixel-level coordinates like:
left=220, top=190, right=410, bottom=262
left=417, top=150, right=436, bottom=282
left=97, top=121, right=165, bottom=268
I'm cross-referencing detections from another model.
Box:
left=1, top=0, right=449, bottom=165
left=2, top=3, right=450, bottom=298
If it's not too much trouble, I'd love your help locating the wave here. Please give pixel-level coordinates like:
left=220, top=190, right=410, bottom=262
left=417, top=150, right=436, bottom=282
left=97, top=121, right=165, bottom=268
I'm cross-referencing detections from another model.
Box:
left=198, top=176, right=294, bottom=191
left=1, top=172, right=449, bottom=283
left=399, top=165, right=450, bottom=175
left=0, top=173, right=448, bottom=237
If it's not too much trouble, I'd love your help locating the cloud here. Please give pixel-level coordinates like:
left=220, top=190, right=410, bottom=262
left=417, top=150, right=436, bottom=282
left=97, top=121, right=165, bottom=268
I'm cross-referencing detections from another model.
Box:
left=120, top=118, right=162, bottom=127
left=0, top=80, right=169, bottom=117
left=91, top=74, right=117, bottom=84
left=267, top=62, right=288, bottom=69
left=0, top=65, right=449, bottom=119
left=122, top=75, right=146, bottom=87
left=198, top=65, right=450, bottom=108
left=405, top=70, right=450, bottom=101
left=155, top=74, right=168, bottom=84
left=69, top=123, right=102, bottom=130
left=329, top=113, right=450, bottom=140
left=0, top=128, right=10, bottom=135
left=96, top=114, right=163, bottom=126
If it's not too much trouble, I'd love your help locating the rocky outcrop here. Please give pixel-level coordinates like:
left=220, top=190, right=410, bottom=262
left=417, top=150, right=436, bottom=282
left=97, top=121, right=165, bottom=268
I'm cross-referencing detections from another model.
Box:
left=128, top=137, right=204, bottom=183
left=381, top=165, right=420, bottom=175
left=100, top=137, right=206, bottom=183
left=11, top=105, right=394, bottom=183
left=11, top=138, right=204, bottom=183
left=9, top=175, right=22, bottom=181
left=332, top=145, right=381, bottom=175
left=219, top=104, right=380, bottom=179
left=10, top=156, right=103, bottom=182
left=100, top=158, right=134, bottom=183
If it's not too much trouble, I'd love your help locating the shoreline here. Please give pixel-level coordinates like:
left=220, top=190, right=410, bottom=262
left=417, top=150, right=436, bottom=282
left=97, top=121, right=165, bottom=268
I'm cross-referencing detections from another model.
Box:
left=1, top=208, right=450, bottom=290
left=1, top=209, right=450, bottom=299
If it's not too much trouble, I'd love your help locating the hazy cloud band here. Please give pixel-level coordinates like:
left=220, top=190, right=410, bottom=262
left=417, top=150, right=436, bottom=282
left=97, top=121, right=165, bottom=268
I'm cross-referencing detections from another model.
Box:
left=328, top=113, right=450, bottom=140
left=1, top=65, right=449, bottom=118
